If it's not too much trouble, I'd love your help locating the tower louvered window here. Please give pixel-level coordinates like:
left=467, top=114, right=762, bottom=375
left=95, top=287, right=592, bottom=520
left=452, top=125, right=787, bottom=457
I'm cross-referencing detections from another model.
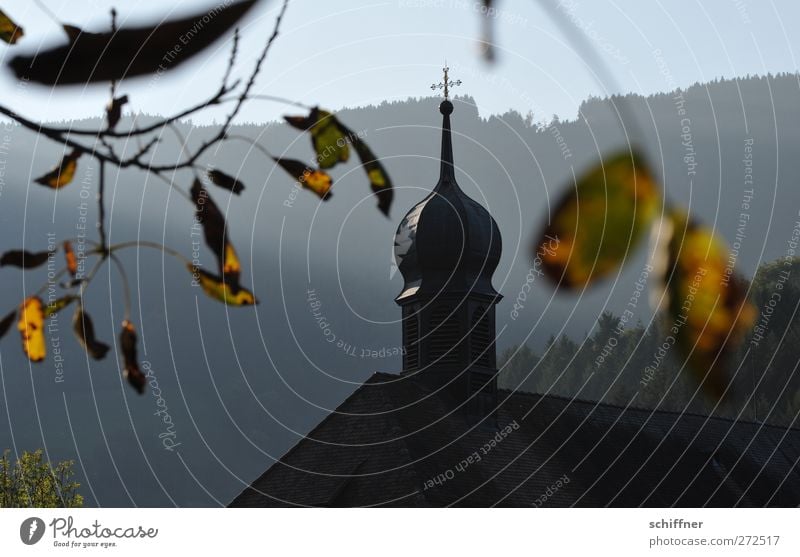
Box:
left=427, top=304, right=461, bottom=366
left=471, top=307, right=492, bottom=368
left=404, top=313, right=419, bottom=371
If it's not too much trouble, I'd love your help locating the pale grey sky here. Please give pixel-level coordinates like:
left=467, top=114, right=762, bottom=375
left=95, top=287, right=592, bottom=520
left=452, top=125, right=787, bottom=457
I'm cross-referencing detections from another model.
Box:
left=0, top=0, right=797, bottom=124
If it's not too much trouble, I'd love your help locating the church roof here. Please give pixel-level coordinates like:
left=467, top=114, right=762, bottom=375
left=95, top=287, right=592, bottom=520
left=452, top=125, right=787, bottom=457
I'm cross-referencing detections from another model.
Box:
left=229, top=372, right=800, bottom=507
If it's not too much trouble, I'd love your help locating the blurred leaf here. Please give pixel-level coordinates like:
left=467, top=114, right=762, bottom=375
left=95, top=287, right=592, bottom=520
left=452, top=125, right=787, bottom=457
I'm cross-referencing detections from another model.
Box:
left=18, top=297, right=45, bottom=363
left=34, top=150, right=80, bottom=189
left=190, top=179, right=240, bottom=281
left=45, top=295, right=78, bottom=316
left=0, top=10, right=23, bottom=44
left=207, top=169, right=245, bottom=195
left=661, top=211, right=757, bottom=400
left=535, top=151, right=661, bottom=289
left=338, top=122, right=393, bottom=216
left=190, top=265, right=257, bottom=306
left=478, top=1, right=495, bottom=62
left=0, top=310, right=16, bottom=339
left=72, top=306, right=109, bottom=360
left=120, top=320, right=145, bottom=394
left=61, top=24, right=84, bottom=43
left=285, top=108, right=349, bottom=169
left=273, top=157, right=333, bottom=200
left=9, top=0, right=257, bottom=85
left=283, top=114, right=312, bottom=130
left=106, top=95, right=128, bottom=130
left=222, top=243, right=241, bottom=278
left=0, top=249, right=50, bottom=269
left=63, top=241, right=78, bottom=277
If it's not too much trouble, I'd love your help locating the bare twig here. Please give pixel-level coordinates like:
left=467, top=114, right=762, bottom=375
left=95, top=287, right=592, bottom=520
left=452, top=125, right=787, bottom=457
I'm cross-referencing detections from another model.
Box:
left=98, top=160, right=107, bottom=253
left=221, top=29, right=240, bottom=91
left=140, top=0, right=290, bottom=173
left=0, top=0, right=292, bottom=328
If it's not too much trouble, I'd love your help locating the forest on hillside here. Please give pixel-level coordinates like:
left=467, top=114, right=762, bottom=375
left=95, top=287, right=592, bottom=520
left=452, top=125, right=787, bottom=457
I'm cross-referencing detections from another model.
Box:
left=500, top=257, right=800, bottom=427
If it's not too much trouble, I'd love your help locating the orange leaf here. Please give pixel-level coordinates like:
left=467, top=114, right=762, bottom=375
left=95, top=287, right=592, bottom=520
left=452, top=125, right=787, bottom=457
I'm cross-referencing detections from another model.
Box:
left=120, top=320, right=145, bottom=394
left=63, top=241, right=78, bottom=277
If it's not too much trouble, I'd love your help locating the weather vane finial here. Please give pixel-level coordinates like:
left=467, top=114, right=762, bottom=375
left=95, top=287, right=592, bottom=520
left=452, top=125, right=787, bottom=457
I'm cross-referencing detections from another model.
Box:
left=430, top=64, right=462, bottom=100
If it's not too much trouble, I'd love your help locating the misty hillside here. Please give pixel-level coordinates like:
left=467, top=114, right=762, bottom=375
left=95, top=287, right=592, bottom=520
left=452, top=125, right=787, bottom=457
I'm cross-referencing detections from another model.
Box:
left=0, top=73, right=799, bottom=506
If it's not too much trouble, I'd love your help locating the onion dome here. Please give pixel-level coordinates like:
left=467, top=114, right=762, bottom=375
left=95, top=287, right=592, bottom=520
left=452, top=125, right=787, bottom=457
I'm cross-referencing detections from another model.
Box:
left=394, top=99, right=502, bottom=302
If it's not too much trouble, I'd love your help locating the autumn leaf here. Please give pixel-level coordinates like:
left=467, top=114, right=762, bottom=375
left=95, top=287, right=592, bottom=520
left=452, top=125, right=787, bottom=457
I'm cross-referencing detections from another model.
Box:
left=72, top=306, right=109, bottom=360
left=61, top=24, right=84, bottom=43
left=283, top=115, right=311, bottom=130
left=478, top=0, right=495, bottom=62
left=191, top=265, right=258, bottom=306
left=534, top=150, right=662, bottom=289
left=120, top=320, right=145, bottom=394
left=273, top=157, right=333, bottom=200
left=283, top=109, right=392, bottom=212
left=0, top=310, right=16, bottom=339
left=285, top=108, right=350, bottom=169
left=0, top=10, right=23, bottom=45
left=0, top=249, right=50, bottom=269
left=190, top=179, right=240, bottom=281
left=63, top=241, right=78, bottom=277
left=106, top=95, right=129, bottom=131
left=18, top=297, right=45, bottom=363
left=207, top=169, right=245, bottom=195
left=658, top=210, right=756, bottom=400
left=34, top=150, right=81, bottom=189
left=9, top=0, right=257, bottom=85
left=338, top=121, right=393, bottom=216
left=45, top=295, right=78, bottom=316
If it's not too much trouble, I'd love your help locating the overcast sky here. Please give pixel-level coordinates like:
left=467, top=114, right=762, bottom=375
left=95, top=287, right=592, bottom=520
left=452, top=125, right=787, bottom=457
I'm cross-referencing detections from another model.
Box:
left=0, top=0, right=798, bottom=124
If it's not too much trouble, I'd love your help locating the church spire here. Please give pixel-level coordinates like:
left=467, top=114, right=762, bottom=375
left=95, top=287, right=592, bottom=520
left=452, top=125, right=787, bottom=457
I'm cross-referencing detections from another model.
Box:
left=430, top=65, right=462, bottom=183
left=394, top=66, right=502, bottom=424
left=438, top=99, right=455, bottom=182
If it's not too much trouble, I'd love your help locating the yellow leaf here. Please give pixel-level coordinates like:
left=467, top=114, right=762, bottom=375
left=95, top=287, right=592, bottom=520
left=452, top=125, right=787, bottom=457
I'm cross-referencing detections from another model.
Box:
left=337, top=120, right=393, bottom=216
left=223, top=243, right=241, bottom=278
left=368, top=168, right=386, bottom=188
left=284, top=108, right=349, bottom=169
left=0, top=10, right=23, bottom=44
left=18, top=297, right=45, bottom=363
left=309, top=109, right=349, bottom=169
left=662, top=210, right=756, bottom=400
left=34, top=150, right=80, bottom=189
left=534, top=150, right=661, bottom=289
left=191, top=180, right=240, bottom=277
left=191, top=265, right=257, bottom=306
left=274, top=157, right=333, bottom=200
left=301, top=169, right=333, bottom=199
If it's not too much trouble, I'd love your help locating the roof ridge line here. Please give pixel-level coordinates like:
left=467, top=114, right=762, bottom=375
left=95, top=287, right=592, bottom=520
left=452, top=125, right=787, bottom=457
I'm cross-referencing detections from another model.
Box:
left=498, top=387, right=800, bottom=433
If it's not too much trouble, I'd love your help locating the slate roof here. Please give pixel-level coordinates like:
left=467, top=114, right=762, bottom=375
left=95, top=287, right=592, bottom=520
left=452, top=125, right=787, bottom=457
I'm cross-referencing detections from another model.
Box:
left=229, top=372, right=800, bottom=507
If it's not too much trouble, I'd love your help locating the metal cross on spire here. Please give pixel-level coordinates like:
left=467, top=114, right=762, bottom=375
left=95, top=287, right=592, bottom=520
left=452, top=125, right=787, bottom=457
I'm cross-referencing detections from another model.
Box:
left=430, top=64, right=462, bottom=100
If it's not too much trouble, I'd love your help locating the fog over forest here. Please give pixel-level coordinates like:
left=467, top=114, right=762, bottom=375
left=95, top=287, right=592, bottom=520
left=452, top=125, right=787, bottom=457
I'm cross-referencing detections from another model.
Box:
left=1, top=73, right=799, bottom=506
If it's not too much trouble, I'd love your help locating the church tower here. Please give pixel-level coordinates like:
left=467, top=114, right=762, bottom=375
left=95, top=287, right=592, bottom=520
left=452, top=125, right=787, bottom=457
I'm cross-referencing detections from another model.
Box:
left=393, top=67, right=502, bottom=422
